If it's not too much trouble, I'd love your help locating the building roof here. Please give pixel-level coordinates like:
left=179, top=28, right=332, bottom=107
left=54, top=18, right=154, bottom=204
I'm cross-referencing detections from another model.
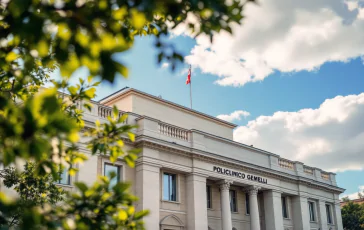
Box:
left=340, top=198, right=364, bottom=207
left=98, top=87, right=238, bottom=129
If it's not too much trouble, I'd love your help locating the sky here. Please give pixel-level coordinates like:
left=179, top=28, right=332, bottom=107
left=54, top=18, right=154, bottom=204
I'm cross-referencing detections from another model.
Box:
left=64, top=0, right=364, bottom=199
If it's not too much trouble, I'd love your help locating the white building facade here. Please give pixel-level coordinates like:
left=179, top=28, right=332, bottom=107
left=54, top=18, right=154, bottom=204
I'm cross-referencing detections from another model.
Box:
left=4, top=88, right=345, bottom=230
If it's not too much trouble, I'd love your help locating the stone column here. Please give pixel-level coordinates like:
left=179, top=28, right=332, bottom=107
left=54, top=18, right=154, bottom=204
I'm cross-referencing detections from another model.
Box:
left=186, top=173, right=208, bottom=230
left=219, top=180, right=233, bottom=230
left=135, top=163, right=160, bottom=229
left=292, top=195, right=310, bottom=230
left=334, top=202, right=344, bottom=230
left=263, top=190, right=284, bottom=230
left=246, top=186, right=261, bottom=230
left=318, top=200, right=328, bottom=230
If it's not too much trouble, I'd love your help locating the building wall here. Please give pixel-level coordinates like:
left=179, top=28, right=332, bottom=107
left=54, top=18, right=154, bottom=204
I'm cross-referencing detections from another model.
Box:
left=1, top=91, right=344, bottom=230
left=203, top=136, right=271, bottom=168
left=109, top=94, right=133, bottom=112
left=107, top=94, right=234, bottom=140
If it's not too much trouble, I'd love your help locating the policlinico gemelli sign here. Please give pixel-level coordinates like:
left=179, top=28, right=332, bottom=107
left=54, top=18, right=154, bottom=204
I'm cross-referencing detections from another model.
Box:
left=213, top=166, right=268, bottom=184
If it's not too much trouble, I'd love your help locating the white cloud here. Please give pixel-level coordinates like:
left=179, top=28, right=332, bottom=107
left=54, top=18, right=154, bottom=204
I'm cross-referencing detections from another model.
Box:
left=217, top=110, right=250, bottom=122
left=340, top=185, right=364, bottom=200
left=173, top=0, right=364, bottom=86
left=161, top=62, right=169, bottom=69
left=233, top=93, right=364, bottom=172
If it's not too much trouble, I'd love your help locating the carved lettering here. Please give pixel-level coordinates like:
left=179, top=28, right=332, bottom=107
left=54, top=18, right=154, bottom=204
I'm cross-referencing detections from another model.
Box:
left=212, top=166, right=268, bottom=184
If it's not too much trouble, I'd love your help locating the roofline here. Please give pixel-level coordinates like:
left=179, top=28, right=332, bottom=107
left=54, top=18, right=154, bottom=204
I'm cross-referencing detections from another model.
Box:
left=98, top=86, right=130, bottom=102
left=340, top=198, right=364, bottom=203
left=99, top=87, right=238, bottom=129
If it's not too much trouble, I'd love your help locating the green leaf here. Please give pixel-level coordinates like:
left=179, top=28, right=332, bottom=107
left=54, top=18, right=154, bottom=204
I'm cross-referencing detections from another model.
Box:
left=127, top=133, right=135, bottom=142
left=74, top=182, right=88, bottom=193
left=68, top=86, right=78, bottom=95
left=84, top=88, right=96, bottom=99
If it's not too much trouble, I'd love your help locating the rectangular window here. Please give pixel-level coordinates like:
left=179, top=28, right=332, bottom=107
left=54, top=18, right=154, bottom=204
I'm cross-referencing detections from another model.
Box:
left=326, top=204, right=332, bottom=224
left=230, top=190, right=237, bottom=212
left=282, top=197, right=288, bottom=218
left=58, top=168, right=70, bottom=185
left=104, top=163, right=121, bottom=188
left=308, top=201, right=316, bottom=222
left=245, top=193, right=250, bottom=215
left=206, top=185, right=212, bottom=209
left=163, top=173, right=177, bottom=201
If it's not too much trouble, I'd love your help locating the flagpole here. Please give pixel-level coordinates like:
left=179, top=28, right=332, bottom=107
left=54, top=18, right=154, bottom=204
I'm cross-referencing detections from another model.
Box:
left=189, top=65, right=192, bottom=109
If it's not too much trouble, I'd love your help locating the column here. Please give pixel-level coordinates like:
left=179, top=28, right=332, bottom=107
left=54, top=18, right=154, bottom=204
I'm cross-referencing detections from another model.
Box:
left=334, top=202, right=344, bottom=230
left=292, top=195, right=310, bottom=230
left=186, top=173, right=208, bottom=230
left=219, top=180, right=233, bottom=230
left=135, top=163, right=160, bottom=229
left=245, top=186, right=261, bottom=230
left=263, top=190, right=284, bottom=230
left=318, top=200, right=328, bottom=230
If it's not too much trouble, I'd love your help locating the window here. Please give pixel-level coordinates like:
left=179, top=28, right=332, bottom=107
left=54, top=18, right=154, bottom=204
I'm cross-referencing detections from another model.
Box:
left=206, top=185, right=212, bottom=209
left=163, top=173, right=177, bottom=201
left=308, top=201, right=316, bottom=222
left=326, top=204, right=332, bottom=224
left=230, top=190, right=237, bottom=212
left=245, top=193, right=250, bottom=215
left=104, top=163, right=121, bottom=188
left=282, top=197, right=288, bottom=218
left=58, top=168, right=70, bottom=185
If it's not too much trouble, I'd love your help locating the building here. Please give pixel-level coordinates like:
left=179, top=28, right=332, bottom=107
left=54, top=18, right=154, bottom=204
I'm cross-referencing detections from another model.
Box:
left=2, top=87, right=345, bottom=230
left=340, top=197, right=364, bottom=207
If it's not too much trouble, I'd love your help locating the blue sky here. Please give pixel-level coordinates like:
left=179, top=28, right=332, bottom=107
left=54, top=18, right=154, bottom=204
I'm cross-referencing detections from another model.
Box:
left=89, top=35, right=364, bottom=198
left=65, top=0, right=364, bottom=199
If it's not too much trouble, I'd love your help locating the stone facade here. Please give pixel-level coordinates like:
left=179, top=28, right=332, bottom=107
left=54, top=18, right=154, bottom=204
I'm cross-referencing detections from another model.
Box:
left=1, top=87, right=345, bottom=230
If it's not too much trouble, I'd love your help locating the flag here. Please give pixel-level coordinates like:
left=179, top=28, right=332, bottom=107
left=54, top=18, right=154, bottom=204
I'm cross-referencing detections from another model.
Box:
left=186, top=66, right=191, bottom=85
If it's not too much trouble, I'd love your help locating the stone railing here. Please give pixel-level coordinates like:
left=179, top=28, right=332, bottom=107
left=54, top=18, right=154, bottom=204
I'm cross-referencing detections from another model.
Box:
left=278, top=158, right=294, bottom=170
left=303, top=166, right=314, bottom=175
left=321, top=172, right=330, bottom=180
left=98, top=105, right=124, bottom=119
left=158, top=122, right=189, bottom=141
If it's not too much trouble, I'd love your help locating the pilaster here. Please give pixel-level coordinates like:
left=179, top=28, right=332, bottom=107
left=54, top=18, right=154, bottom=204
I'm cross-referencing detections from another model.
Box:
left=135, top=163, right=160, bottom=229
left=263, top=190, right=284, bottom=230
left=186, top=173, right=208, bottom=230
left=292, top=195, right=310, bottom=230
left=334, top=201, right=344, bottom=230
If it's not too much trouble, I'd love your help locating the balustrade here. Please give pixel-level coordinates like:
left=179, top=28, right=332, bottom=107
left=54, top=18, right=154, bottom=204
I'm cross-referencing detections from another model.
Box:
left=158, top=122, right=188, bottom=141
left=303, top=166, right=314, bottom=175
left=278, top=158, right=294, bottom=170
left=98, top=105, right=124, bottom=120
left=321, top=172, right=330, bottom=180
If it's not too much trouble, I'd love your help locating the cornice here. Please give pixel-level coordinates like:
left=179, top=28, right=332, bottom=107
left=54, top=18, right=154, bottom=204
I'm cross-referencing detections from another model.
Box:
left=99, top=88, right=237, bottom=129
left=135, top=138, right=345, bottom=194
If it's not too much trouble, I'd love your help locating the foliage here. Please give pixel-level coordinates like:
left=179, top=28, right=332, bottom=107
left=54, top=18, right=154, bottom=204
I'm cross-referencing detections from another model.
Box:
left=0, top=162, right=65, bottom=227
left=342, top=201, right=364, bottom=230
left=0, top=0, right=253, bottom=229
left=0, top=173, right=148, bottom=230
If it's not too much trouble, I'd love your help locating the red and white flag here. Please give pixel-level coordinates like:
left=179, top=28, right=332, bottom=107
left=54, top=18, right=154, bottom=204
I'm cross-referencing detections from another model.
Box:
left=186, top=66, right=191, bottom=85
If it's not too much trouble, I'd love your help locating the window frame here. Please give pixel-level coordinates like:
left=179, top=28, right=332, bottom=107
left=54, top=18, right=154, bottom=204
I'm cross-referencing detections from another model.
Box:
left=104, top=163, right=121, bottom=187
left=206, top=185, right=212, bottom=209
left=281, top=196, right=289, bottom=219
left=101, top=158, right=125, bottom=182
left=308, top=201, right=316, bottom=222
left=163, top=172, right=178, bottom=202
left=245, top=193, right=250, bottom=215
left=57, top=167, right=71, bottom=185
left=229, top=190, right=238, bottom=213
left=326, top=204, right=333, bottom=224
